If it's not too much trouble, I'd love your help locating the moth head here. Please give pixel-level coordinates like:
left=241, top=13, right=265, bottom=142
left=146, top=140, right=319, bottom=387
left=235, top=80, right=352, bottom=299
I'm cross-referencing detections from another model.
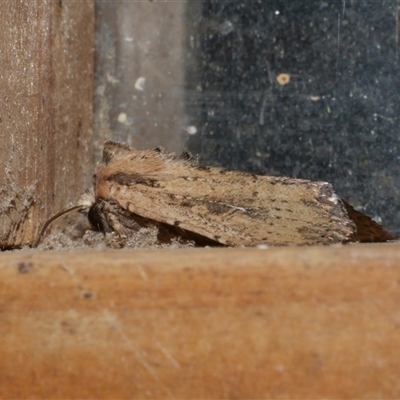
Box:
left=87, top=202, right=112, bottom=233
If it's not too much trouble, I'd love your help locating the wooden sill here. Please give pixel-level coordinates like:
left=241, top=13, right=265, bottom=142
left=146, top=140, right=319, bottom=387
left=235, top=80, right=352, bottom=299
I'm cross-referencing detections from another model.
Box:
left=1, top=242, right=400, bottom=399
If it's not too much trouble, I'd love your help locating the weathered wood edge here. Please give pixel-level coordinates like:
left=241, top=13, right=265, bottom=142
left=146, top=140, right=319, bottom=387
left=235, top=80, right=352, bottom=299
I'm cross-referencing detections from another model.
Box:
left=1, top=243, right=400, bottom=399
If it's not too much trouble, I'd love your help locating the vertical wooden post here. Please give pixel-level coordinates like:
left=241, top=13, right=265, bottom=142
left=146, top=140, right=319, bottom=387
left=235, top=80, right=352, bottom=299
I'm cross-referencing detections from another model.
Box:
left=0, top=0, right=94, bottom=249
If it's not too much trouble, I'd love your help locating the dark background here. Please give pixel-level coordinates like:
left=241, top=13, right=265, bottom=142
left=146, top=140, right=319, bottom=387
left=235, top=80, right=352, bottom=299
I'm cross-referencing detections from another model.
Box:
left=185, top=0, right=400, bottom=236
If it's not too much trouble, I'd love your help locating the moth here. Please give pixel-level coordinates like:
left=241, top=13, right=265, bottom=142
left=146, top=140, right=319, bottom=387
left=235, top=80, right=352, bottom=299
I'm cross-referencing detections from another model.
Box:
left=35, top=141, right=393, bottom=247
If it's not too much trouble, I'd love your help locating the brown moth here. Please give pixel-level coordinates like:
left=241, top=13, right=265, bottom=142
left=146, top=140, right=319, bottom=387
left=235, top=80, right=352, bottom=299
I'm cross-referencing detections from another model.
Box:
left=35, top=141, right=393, bottom=247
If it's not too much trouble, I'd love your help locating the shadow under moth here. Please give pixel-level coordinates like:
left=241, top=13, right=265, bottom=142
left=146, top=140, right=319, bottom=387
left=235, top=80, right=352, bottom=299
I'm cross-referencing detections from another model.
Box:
left=36, top=141, right=393, bottom=248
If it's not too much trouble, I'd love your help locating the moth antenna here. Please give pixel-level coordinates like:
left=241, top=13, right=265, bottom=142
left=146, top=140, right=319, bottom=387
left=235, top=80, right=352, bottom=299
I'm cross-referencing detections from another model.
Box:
left=34, top=204, right=87, bottom=248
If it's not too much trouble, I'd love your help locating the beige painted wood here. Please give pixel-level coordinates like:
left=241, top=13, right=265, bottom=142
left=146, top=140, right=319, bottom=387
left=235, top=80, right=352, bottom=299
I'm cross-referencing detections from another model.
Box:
left=0, top=0, right=94, bottom=249
left=1, top=243, right=400, bottom=398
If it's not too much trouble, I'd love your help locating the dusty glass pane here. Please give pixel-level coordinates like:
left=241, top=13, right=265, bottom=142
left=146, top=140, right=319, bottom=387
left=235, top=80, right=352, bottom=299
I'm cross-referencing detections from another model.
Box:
left=94, top=1, right=400, bottom=236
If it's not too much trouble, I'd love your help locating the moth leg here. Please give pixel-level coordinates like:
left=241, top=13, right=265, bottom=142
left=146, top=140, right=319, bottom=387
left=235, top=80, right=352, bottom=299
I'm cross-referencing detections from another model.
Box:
left=98, top=200, right=159, bottom=247
left=97, top=201, right=192, bottom=246
left=105, top=211, right=128, bottom=242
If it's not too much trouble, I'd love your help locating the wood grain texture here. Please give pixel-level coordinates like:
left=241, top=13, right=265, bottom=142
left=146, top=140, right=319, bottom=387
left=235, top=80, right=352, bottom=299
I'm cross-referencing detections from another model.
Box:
left=1, top=243, right=400, bottom=398
left=0, top=0, right=94, bottom=249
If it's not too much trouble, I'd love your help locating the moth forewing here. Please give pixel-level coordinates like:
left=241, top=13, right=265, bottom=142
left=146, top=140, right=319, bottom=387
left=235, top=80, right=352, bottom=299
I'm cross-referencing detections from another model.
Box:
left=94, top=142, right=356, bottom=246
